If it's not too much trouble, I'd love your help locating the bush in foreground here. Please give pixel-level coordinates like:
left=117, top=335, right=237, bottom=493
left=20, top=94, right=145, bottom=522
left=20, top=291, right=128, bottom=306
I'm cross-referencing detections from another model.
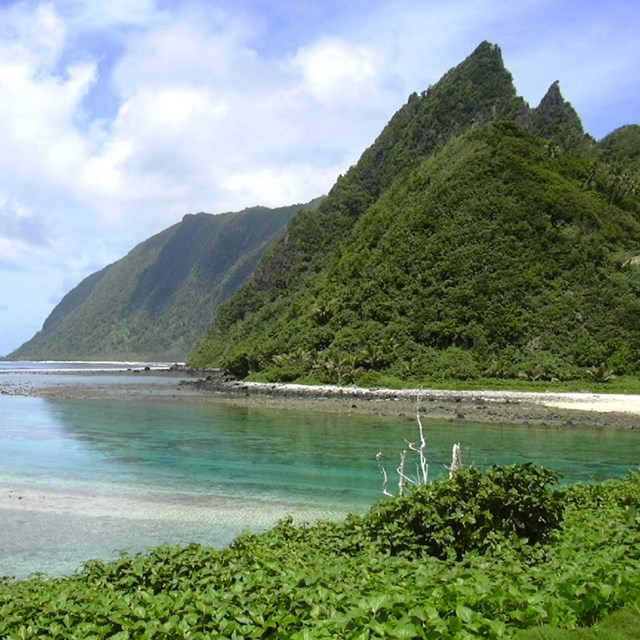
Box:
left=0, top=467, right=638, bottom=639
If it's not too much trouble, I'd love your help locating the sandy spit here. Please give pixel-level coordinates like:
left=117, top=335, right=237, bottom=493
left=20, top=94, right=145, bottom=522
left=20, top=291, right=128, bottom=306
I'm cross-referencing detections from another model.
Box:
left=2, top=372, right=640, bottom=430
left=184, top=379, right=640, bottom=430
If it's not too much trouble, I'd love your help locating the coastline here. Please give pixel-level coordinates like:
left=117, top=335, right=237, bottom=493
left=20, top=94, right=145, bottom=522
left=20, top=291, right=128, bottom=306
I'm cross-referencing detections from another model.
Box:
left=2, top=371, right=640, bottom=430
left=181, top=378, right=640, bottom=430
left=2, top=369, right=638, bottom=579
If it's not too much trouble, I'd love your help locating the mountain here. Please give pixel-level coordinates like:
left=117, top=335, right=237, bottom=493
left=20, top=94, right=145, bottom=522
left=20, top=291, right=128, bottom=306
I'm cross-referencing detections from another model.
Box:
left=519, top=80, right=594, bottom=154
left=190, top=42, right=640, bottom=383
left=9, top=200, right=320, bottom=361
left=203, top=43, right=526, bottom=322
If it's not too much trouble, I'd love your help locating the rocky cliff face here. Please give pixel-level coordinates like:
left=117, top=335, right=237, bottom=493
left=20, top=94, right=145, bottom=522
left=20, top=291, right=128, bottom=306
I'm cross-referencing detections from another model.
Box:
left=519, top=80, right=594, bottom=153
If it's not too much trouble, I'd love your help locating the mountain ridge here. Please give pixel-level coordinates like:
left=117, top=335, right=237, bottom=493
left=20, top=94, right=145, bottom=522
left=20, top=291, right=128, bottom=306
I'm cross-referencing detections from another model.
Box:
left=8, top=200, right=321, bottom=361
left=9, top=41, right=638, bottom=375
left=189, top=42, right=640, bottom=383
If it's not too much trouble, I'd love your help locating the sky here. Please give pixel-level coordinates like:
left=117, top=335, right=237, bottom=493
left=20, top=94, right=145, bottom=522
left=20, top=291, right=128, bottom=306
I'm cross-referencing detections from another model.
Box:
left=0, top=0, right=638, bottom=356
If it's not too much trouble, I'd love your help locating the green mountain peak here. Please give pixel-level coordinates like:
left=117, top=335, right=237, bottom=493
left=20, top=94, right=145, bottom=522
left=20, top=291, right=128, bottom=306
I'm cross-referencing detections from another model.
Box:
left=201, top=41, right=528, bottom=344
left=190, top=44, right=640, bottom=383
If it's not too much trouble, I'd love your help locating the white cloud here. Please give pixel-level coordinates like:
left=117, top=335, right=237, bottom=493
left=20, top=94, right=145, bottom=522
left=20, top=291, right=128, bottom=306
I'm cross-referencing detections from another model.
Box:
left=68, top=5, right=396, bottom=231
left=0, top=2, right=66, bottom=68
left=0, top=5, right=98, bottom=191
left=0, top=236, right=48, bottom=270
left=220, top=164, right=338, bottom=210
left=294, top=38, right=381, bottom=105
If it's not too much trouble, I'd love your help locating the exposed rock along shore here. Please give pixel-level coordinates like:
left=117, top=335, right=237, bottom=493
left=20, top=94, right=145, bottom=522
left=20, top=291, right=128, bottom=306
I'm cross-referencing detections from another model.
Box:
left=2, top=367, right=640, bottom=431
left=181, top=375, right=640, bottom=430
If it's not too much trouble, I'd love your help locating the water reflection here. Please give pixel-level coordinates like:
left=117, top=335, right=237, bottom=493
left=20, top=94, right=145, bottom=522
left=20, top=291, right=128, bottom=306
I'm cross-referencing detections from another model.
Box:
left=42, top=398, right=640, bottom=507
left=1, top=394, right=638, bottom=579
left=44, top=399, right=412, bottom=508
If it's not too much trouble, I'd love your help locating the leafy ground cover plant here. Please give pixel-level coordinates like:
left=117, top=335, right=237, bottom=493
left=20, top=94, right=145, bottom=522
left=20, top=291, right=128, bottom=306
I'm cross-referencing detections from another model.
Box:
left=514, top=600, right=640, bottom=639
left=0, top=469, right=638, bottom=639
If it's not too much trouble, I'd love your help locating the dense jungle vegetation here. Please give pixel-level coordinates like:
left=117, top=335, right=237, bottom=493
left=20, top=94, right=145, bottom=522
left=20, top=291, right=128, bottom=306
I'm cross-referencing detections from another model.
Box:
left=1, top=466, right=638, bottom=639
left=189, top=43, right=640, bottom=385
left=191, top=122, right=640, bottom=384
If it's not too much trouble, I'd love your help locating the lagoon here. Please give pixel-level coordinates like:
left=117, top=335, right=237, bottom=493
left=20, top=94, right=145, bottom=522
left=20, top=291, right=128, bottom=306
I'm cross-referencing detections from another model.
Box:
left=0, top=363, right=638, bottom=579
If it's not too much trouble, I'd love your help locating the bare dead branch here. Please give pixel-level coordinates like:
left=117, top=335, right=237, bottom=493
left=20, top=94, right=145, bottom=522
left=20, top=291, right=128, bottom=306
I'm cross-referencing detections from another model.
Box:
left=449, top=442, right=463, bottom=478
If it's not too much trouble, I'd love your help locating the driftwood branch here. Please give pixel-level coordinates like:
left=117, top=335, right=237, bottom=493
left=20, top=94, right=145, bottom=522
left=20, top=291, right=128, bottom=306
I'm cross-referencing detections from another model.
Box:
left=377, top=392, right=463, bottom=496
left=376, top=451, right=393, bottom=497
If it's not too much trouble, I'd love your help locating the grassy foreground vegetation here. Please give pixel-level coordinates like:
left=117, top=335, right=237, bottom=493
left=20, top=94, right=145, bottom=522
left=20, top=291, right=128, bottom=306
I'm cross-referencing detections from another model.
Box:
left=1, top=466, right=638, bottom=639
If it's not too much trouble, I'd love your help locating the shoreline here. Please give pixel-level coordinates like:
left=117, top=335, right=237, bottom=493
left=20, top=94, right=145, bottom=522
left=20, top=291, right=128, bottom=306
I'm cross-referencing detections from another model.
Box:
left=2, top=371, right=640, bottom=430
left=182, top=378, right=640, bottom=430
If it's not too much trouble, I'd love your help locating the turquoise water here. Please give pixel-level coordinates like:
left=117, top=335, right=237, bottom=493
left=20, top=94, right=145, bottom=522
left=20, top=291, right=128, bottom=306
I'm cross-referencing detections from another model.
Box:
left=0, top=365, right=638, bottom=579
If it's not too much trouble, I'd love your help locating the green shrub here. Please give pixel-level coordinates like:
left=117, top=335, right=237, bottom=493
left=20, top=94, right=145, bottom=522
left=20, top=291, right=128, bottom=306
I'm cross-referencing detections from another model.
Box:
left=434, top=347, right=482, bottom=380
left=365, top=464, right=564, bottom=559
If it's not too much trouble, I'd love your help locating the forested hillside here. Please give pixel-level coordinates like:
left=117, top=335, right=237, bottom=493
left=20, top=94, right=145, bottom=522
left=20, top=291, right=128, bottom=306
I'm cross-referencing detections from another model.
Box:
left=9, top=201, right=320, bottom=361
left=597, top=124, right=640, bottom=171
left=190, top=42, right=640, bottom=383
left=11, top=41, right=638, bottom=374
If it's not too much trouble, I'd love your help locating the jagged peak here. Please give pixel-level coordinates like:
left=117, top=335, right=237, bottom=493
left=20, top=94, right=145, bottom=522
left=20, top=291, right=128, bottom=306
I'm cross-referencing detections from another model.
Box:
left=518, top=79, right=592, bottom=152
left=535, top=80, right=565, bottom=122
left=539, top=80, right=562, bottom=102
left=471, top=40, right=503, bottom=57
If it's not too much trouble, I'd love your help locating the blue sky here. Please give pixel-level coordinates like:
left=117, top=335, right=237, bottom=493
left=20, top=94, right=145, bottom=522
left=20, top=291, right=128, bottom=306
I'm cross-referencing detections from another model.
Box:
left=0, top=0, right=638, bottom=356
